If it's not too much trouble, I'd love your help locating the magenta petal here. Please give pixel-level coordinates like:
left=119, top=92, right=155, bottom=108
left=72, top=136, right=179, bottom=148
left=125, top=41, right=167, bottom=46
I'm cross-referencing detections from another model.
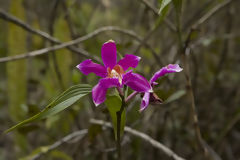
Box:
left=123, top=71, right=152, bottom=92
left=101, top=40, right=117, bottom=69
left=117, top=54, right=141, bottom=71
left=150, top=64, right=183, bottom=84
left=92, top=78, right=120, bottom=106
left=76, top=59, right=107, bottom=77
left=140, top=92, right=150, bottom=111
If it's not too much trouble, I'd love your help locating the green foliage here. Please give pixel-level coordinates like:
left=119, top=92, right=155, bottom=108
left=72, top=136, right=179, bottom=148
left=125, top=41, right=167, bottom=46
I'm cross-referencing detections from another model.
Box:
left=20, top=146, right=50, bottom=160
left=1, top=0, right=239, bottom=159
left=7, top=0, right=27, bottom=122
left=49, top=150, right=73, bottom=160
left=19, top=147, right=72, bottom=160
left=155, top=0, right=171, bottom=27
left=6, top=0, right=28, bottom=154
left=173, top=0, right=183, bottom=14
left=164, top=89, right=186, bottom=104
left=105, top=95, right=126, bottom=140
left=54, top=15, right=72, bottom=89
left=5, top=84, right=91, bottom=133
left=158, top=0, right=172, bottom=15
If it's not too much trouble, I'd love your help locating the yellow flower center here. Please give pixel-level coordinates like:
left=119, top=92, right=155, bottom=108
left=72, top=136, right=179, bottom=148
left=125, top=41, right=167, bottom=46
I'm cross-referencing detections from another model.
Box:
left=107, top=64, right=125, bottom=84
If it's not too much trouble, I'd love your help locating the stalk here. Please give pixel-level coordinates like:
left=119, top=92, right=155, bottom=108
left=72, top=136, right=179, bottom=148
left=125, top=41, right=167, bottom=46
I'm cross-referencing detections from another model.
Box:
left=116, top=92, right=126, bottom=160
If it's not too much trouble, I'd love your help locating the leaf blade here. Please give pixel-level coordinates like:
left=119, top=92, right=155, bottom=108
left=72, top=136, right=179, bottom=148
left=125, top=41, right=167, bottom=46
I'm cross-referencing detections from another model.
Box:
left=158, top=0, right=172, bottom=15
left=164, top=90, right=186, bottom=104
left=105, top=95, right=126, bottom=140
left=4, top=84, right=92, bottom=133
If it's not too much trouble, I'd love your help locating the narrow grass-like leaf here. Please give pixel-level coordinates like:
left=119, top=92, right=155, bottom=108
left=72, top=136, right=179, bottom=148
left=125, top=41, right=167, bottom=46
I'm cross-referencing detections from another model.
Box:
left=164, top=90, right=186, bottom=104
left=173, top=0, right=182, bottom=15
left=155, top=0, right=171, bottom=26
left=4, top=84, right=91, bottom=133
left=158, top=0, right=172, bottom=15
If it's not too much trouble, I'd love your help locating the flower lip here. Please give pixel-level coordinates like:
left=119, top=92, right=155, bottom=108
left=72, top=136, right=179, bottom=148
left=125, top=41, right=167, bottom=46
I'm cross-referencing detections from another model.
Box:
left=107, top=64, right=125, bottom=85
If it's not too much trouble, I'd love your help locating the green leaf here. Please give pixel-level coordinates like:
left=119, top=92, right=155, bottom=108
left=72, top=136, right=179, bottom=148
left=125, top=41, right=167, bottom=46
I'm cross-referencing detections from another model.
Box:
left=105, top=95, right=126, bottom=140
left=49, top=150, right=73, bottom=160
left=173, top=0, right=182, bottom=14
left=164, top=90, right=186, bottom=104
left=158, top=0, right=172, bottom=15
left=20, top=146, right=50, bottom=160
left=155, top=0, right=171, bottom=26
left=4, top=84, right=91, bottom=133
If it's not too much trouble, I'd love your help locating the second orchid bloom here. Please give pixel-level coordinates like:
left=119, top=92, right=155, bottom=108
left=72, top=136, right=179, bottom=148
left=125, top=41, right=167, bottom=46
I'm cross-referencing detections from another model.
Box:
left=77, top=40, right=182, bottom=111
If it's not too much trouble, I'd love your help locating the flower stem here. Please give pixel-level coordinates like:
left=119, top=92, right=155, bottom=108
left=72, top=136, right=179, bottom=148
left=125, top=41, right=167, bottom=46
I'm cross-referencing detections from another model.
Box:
left=116, top=94, right=125, bottom=160
left=117, top=87, right=124, bottom=96
left=125, top=91, right=138, bottom=103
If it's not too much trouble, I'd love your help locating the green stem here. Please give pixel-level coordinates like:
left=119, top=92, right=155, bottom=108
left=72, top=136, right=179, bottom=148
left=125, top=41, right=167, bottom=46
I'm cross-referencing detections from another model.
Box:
left=116, top=94, right=125, bottom=160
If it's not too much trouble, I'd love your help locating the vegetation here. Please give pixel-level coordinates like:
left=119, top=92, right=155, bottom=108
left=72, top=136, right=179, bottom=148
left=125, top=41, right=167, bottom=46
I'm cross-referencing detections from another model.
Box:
left=0, top=0, right=239, bottom=159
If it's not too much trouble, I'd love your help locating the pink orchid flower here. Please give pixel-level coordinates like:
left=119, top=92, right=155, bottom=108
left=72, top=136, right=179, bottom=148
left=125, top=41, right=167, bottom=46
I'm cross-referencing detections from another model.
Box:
left=140, top=64, right=183, bottom=111
left=76, top=40, right=151, bottom=106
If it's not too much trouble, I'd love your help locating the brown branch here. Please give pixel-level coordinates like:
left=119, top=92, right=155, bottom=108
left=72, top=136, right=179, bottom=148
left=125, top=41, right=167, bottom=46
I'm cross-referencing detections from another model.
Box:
left=48, top=0, right=65, bottom=90
left=0, top=9, right=161, bottom=64
left=209, top=5, right=233, bottom=99
left=181, top=41, right=222, bottom=160
left=174, top=2, right=236, bottom=160
left=134, top=25, right=164, bottom=67
left=90, top=119, right=186, bottom=160
left=0, top=26, right=129, bottom=62
left=61, top=1, right=78, bottom=39
left=0, top=25, right=159, bottom=64
left=31, top=129, right=88, bottom=160
left=172, top=0, right=235, bottom=63
left=0, top=9, right=101, bottom=63
left=191, top=0, right=234, bottom=29
left=183, top=0, right=235, bottom=47
left=30, top=118, right=187, bottom=160
left=0, top=34, right=98, bottom=63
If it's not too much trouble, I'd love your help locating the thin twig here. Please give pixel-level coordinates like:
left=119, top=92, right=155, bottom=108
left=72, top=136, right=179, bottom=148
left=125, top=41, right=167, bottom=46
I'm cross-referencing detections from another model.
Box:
left=172, top=0, right=235, bottom=63
left=191, top=0, right=234, bottom=29
left=31, top=129, right=88, bottom=160
left=209, top=5, right=233, bottom=99
left=140, top=0, right=176, bottom=32
left=176, top=2, right=225, bottom=159
left=182, top=0, right=215, bottom=30
left=90, top=119, right=186, bottom=160
left=61, top=1, right=78, bottom=39
left=183, top=0, right=235, bottom=48
left=0, top=9, right=161, bottom=64
left=48, top=0, right=65, bottom=90
left=0, top=9, right=100, bottom=62
left=215, top=112, right=240, bottom=148
left=0, top=27, right=130, bottom=62
left=0, top=25, right=159, bottom=64
left=133, top=24, right=164, bottom=67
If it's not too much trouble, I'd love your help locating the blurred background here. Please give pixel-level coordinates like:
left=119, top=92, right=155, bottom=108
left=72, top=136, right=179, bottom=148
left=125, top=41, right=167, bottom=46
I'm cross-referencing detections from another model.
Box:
left=0, top=0, right=240, bottom=159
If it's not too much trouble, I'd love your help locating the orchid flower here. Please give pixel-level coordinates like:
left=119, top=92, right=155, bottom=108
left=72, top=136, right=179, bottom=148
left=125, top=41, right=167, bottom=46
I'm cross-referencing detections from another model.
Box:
left=76, top=40, right=152, bottom=106
left=140, top=64, right=183, bottom=111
